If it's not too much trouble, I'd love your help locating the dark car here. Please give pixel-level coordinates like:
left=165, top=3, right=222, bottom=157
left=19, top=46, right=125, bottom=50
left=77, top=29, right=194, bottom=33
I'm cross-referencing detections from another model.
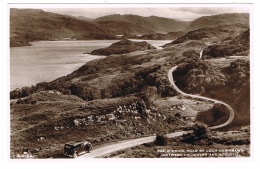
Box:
left=64, top=141, right=92, bottom=158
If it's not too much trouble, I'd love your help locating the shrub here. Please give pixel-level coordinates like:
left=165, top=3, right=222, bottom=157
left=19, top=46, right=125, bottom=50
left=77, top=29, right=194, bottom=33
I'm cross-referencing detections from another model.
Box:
left=181, top=122, right=210, bottom=145
left=154, top=134, right=168, bottom=146
left=192, top=122, right=210, bottom=138
left=181, top=133, right=197, bottom=144
left=144, top=86, right=158, bottom=104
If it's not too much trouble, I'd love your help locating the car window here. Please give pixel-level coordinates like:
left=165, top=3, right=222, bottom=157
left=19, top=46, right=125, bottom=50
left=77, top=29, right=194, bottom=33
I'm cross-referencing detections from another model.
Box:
left=65, top=144, right=74, bottom=149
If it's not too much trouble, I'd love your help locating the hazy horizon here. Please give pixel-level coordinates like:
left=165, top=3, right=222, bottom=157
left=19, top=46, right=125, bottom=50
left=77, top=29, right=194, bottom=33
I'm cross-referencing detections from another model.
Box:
left=10, top=4, right=250, bottom=21
left=38, top=6, right=250, bottom=21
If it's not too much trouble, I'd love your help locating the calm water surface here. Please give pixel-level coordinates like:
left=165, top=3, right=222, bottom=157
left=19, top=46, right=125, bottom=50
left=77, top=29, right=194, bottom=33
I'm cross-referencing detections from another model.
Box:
left=10, top=40, right=172, bottom=90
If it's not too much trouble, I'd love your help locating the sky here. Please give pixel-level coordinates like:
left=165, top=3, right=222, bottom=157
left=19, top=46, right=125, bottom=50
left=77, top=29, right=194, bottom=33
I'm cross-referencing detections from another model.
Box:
left=41, top=6, right=250, bottom=21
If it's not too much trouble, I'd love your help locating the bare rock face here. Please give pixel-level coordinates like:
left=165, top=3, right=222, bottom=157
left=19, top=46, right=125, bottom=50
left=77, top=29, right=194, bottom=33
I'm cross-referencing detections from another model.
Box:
left=90, top=40, right=156, bottom=56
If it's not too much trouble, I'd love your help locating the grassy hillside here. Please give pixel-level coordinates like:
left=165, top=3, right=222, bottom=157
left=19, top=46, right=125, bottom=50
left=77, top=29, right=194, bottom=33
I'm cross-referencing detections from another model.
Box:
left=203, top=29, right=250, bottom=58
left=10, top=20, right=250, bottom=158
left=173, top=57, right=250, bottom=127
left=90, top=40, right=156, bottom=56
left=10, top=9, right=189, bottom=47
left=11, top=10, right=249, bottom=48
left=163, top=24, right=249, bottom=48
left=10, top=9, right=109, bottom=47
left=196, top=103, right=230, bottom=127
left=187, top=13, right=249, bottom=31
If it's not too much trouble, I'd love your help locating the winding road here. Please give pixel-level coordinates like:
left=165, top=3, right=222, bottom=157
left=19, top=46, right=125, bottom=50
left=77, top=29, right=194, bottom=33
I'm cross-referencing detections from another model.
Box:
left=168, top=66, right=235, bottom=129
left=78, top=131, right=190, bottom=158
left=76, top=66, right=234, bottom=158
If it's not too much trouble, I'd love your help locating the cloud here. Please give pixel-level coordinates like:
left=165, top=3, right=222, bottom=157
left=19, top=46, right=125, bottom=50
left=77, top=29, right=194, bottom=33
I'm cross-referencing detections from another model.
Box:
left=42, top=6, right=250, bottom=21
left=173, top=7, right=249, bottom=15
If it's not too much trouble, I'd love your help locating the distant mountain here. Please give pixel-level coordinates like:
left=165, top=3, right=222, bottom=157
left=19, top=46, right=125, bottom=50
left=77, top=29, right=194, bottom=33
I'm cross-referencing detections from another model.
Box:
left=122, top=31, right=184, bottom=40
left=10, top=9, right=190, bottom=47
left=11, top=9, right=250, bottom=48
left=10, top=9, right=108, bottom=47
left=94, top=14, right=189, bottom=35
left=140, top=31, right=184, bottom=40
left=73, top=16, right=94, bottom=21
left=187, top=13, right=249, bottom=31
left=163, top=23, right=249, bottom=48
left=62, top=14, right=94, bottom=21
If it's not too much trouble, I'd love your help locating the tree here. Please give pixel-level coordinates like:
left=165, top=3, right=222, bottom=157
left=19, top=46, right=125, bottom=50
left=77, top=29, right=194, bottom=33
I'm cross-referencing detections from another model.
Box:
left=144, top=86, right=158, bottom=104
left=181, top=122, right=211, bottom=144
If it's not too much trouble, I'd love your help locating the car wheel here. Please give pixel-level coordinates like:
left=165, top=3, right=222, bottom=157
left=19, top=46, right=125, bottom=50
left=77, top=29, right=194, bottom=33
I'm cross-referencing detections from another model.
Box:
left=73, top=151, right=78, bottom=158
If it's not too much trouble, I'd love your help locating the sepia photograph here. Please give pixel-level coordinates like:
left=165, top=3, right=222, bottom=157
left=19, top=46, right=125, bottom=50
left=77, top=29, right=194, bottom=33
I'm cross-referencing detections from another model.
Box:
left=8, top=3, right=252, bottom=160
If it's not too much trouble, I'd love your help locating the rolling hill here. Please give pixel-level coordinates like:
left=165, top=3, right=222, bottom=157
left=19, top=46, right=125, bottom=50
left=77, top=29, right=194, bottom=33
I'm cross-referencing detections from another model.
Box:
left=163, top=23, right=249, bottom=48
left=10, top=8, right=109, bottom=47
left=90, top=40, right=156, bottom=56
left=10, top=26, right=250, bottom=158
left=10, top=9, right=251, bottom=158
left=94, top=14, right=190, bottom=34
left=203, top=29, right=250, bottom=58
left=10, top=9, right=190, bottom=47
left=10, top=9, right=249, bottom=47
left=187, top=13, right=249, bottom=31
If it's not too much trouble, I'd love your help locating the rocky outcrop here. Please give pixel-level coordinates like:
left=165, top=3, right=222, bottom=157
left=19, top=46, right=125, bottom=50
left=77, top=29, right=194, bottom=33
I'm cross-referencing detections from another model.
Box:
left=203, top=29, right=250, bottom=58
left=90, top=40, right=156, bottom=56
left=162, top=24, right=249, bottom=48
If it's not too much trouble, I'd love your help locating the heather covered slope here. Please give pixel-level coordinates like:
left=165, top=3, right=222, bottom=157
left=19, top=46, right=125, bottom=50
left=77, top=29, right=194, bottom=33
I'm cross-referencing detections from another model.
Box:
left=173, top=57, right=250, bottom=127
left=10, top=9, right=110, bottom=47
left=203, top=29, right=250, bottom=58
left=10, top=9, right=189, bottom=47
left=90, top=40, right=156, bottom=56
left=10, top=18, right=250, bottom=158
left=187, top=13, right=249, bottom=31
left=11, top=39, right=250, bottom=129
left=94, top=14, right=189, bottom=34
left=11, top=9, right=249, bottom=48
left=163, top=24, right=249, bottom=48
left=196, top=103, right=230, bottom=127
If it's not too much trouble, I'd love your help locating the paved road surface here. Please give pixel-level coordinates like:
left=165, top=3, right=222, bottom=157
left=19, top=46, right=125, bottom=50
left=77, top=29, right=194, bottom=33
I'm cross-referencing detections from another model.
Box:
left=79, top=131, right=190, bottom=158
